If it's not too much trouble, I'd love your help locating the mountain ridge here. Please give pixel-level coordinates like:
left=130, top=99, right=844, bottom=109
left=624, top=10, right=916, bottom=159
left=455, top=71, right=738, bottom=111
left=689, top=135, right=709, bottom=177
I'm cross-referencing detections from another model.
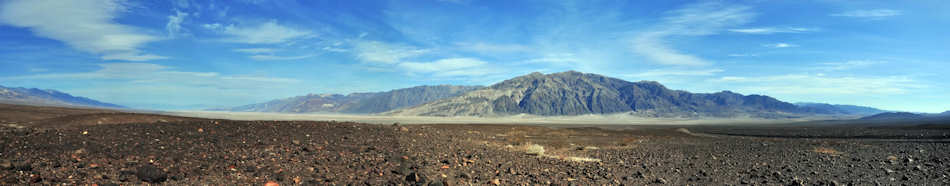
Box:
left=386, top=71, right=821, bottom=118
left=0, top=85, right=124, bottom=109
left=224, top=85, right=483, bottom=113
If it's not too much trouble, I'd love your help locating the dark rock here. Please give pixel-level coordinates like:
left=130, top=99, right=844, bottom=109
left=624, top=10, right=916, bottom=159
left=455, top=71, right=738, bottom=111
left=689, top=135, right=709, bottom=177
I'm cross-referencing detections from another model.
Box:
left=136, top=164, right=168, bottom=183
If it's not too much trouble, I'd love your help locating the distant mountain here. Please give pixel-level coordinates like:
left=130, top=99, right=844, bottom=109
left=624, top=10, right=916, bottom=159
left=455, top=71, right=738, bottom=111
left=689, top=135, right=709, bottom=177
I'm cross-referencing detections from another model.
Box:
left=859, top=112, right=926, bottom=121
left=387, top=71, right=819, bottom=118
left=225, top=85, right=483, bottom=113
left=0, top=85, right=124, bottom=108
left=795, top=102, right=887, bottom=116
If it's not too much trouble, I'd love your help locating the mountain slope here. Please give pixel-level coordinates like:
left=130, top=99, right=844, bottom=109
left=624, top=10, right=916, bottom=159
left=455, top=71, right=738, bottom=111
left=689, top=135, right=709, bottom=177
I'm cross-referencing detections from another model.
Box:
left=226, top=85, right=482, bottom=113
left=795, top=102, right=887, bottom=116
left=387, top=71, right=815, bottom=118
left=0, top=85, right=124, bottom=108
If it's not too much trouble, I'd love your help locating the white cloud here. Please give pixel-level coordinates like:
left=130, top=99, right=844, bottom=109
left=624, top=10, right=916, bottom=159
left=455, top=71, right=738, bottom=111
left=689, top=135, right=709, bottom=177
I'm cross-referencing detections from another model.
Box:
left=166, top=10, right=188, bottom=37
left=632, top=2, right=754, bottom=66
left=398, top=58, right=494, bottom=77
left=629, top=69, right=723, bottom=78
left=248, top=54, right=313, bottom=61
left=728, top=27, right=817, bottom=34
left=525, top=53, right=580, bottom=64
left=322, top=46, right=347, bottom=53
left=102, top=52, right=169, bottom=61
left=2, top=62, right=298, bottom=85
left=0, top=0, right=165, bottom=61
left=202, top=23, right=223, bottom=30
left=711, top=74, right=922, bottom=95
left=727, top=54, right=758, bottom=57
left=233, top=48, right=278, bottom=54
left=763, top=43, right=798, bottom=48
left=213, top=20, right=314, bottom=44
left=353, top=40, right=428, bottom=64
left=831, top=9, right=902, bottom=18
left=816, top=60, right=884, bottom=71
left=456, top=42, right=530, bottom=53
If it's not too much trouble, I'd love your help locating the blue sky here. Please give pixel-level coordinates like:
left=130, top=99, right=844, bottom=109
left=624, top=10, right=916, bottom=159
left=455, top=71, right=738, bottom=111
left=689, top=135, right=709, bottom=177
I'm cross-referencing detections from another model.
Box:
left=0, top=0, right=947, bottom=112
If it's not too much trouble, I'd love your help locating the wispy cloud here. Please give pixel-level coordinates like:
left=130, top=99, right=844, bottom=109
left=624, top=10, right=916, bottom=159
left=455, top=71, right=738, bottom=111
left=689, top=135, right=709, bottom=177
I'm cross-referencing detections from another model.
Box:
left=831, top=9, right=902, bottom=18
left=525, top=53, right=581, bottom=64
left=210, top=20, right=314, bottom=44
left=632, top=2, right=754, bottom=66
left=728, top=27, right=817, bottom=34
left=763, top=43, right=798, bottom=48
left=629, top=69, right=724, bottom=78
left=727, top=54, right=758, bottom=57
left=2, top=63, right=299, bottom=88
left=0, top=0, right=165, bottom=61
left=815, top=60, right=884, bottom=71
left=456, top=42, right=530, bottom=53
left=353, top=40, right=429, bottom=64
left=166, top=10, right=189, bottom=37
left=234, top=48, right=278, bottom=54
left=398, top=58, right=497, bottom=77
left=248, top=54, right=313, bottom=61
left=712, top=74, right=922, bottom=95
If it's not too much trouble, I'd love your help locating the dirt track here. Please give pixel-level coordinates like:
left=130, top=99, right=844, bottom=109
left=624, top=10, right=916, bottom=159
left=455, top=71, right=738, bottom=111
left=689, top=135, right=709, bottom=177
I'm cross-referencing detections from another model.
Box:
left=1, top=104, right=949, bottom=185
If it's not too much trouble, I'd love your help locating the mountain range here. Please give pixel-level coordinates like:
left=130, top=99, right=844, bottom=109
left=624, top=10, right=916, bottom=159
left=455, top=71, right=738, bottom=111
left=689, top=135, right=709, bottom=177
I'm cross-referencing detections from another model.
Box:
left=226, top=71, right=896, bottom=118
left=224, top=85, right=482, bottom=113
left=795, top=102, right=888, bottom=116
left=387, top=71, right=821, bottom=118
left=0, top=85, right=123, bottom=108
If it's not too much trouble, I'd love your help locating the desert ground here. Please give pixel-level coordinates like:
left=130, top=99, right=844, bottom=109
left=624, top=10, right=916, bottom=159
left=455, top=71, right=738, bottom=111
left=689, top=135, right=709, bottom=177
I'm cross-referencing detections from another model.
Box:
left=1, top=103, right=949, bottom=185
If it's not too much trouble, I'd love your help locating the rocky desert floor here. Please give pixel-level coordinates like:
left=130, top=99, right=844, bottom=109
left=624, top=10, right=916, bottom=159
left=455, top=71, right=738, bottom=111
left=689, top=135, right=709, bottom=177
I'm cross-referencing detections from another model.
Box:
left=1, top=103, right=949, bottom=185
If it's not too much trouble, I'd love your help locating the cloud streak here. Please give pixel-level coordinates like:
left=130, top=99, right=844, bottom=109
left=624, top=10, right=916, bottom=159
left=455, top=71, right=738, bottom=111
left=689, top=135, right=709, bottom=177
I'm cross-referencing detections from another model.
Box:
left=0, top=0, right=165, bottom=61
left=632, top=2, right=754, bottom=66
left=712, top=74, right=922, bottom=95
left=831, top=9, right=902, bottom=18
left=728, top=27, right=817, bottom=34
left=211, top=20, right=314, bottom=44
left=763, top=43, right=798, bottom=48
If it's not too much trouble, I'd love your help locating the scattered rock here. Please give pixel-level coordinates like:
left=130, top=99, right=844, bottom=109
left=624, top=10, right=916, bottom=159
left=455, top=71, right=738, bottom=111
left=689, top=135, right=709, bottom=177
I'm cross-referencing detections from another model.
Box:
left=654, top=178, right=668, bottom=184
left=136, top=164, right=168, bottom=183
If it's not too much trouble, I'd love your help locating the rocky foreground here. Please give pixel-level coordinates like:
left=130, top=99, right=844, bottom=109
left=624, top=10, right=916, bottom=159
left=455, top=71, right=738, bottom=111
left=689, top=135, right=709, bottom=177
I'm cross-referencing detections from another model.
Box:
left=1, top=116, right=949, bottom=185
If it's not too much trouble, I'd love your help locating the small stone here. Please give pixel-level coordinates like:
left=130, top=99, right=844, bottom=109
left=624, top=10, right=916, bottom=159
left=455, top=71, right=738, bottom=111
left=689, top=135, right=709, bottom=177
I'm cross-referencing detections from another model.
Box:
left=136, top=164, right=167, bottom=183
left=428, top=180, right=445, bottom=186
left=292, top=140, right=301, bottom=145
left=0, top=160, right=12, bottom=170
left=406, top=172, right=424, bottom=183
left=265, top=181, right=279, bottom=186
left=490, top=178, right=501, bottom=185
left=459, top=172, right=471, bottom=179
left=400, top=127, right=409, bottom=132
left=655, top=178, right=668, bottom=184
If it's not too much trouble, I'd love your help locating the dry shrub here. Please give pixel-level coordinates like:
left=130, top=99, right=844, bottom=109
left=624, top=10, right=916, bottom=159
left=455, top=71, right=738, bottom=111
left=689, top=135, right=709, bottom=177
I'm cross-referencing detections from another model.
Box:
left=813, top=147, right=843, bottom=155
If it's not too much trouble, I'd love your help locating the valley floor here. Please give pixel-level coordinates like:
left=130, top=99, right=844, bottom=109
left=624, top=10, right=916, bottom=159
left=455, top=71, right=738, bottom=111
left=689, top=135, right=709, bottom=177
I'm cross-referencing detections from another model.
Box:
left=1, top=104, right=949, bottom=185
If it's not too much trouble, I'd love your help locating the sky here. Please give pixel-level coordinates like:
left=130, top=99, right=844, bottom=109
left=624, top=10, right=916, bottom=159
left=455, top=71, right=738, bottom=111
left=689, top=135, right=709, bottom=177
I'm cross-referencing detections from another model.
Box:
left=0, top=0, right=947, bottom=112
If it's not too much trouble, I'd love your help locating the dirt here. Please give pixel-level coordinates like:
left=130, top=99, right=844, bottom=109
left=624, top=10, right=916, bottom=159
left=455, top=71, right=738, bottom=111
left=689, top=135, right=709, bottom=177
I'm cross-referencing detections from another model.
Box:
left=1, top=103, right=949, bottom=185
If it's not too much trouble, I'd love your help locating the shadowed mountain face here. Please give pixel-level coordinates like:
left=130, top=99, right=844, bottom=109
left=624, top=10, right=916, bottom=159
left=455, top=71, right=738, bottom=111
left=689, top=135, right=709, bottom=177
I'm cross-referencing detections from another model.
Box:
left=796, top=102, right=887, bottom=116
left=226, top=85, right=483, bottom=113
left=388, top=71, right=817, bottom=117
left=0, top=85, right=124, bottom=108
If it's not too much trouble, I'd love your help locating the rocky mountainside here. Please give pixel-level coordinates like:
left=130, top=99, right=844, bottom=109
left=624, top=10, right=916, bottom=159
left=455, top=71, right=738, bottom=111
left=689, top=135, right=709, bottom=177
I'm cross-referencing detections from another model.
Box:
left=225, top=85, right=482, bottom=113
left=387, top=71, right=817, bottom=118
left=0, top=85, right=123, bottom=108
left=795, top=102, right=887, bottom=116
